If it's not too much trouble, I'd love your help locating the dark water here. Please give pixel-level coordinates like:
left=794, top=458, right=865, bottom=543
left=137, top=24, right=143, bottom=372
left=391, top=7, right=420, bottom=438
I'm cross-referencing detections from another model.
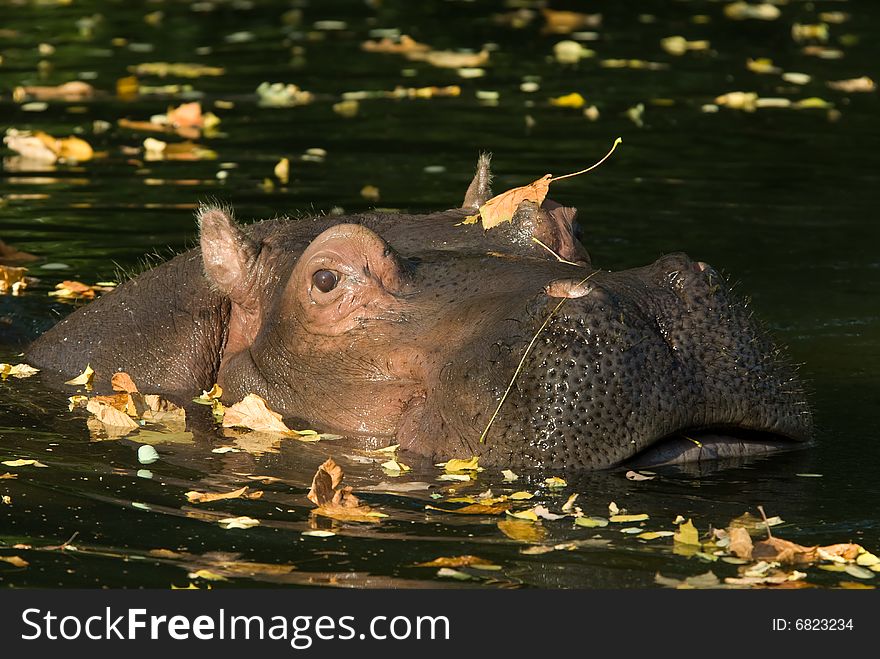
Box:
left=1, top=0, right=878, bottom=588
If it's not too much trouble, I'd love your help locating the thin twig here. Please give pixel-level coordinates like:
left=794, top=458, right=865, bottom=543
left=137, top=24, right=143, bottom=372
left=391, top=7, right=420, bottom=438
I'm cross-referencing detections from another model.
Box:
left=479, top=270, right=600, bottom=444
left=531, top=237, right=582, bottom=266
left=549, top=137, right=623, bottom=182
left=757, top=505, right=773, bottom=539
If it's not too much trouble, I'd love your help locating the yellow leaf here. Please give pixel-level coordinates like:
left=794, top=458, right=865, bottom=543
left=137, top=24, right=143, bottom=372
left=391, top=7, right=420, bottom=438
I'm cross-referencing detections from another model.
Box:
left=274, top=157, right=290, bottom=183
left=2, top=459, right=48, bottom=468
left=509, top=491, right=534, bottom=500
left=0, top=556, right=28, bottom=568
left=0, top=363, right=39, bottom=379
left=574, top=516, right=608, bottom=528
left=550, top=92, right=585, bottom=108
left=501, top=469, right=519, bottom=481
left=55, top=136, right=93, bottom=161
left=609, top=513, right=649, bottom=523
left=497, top=519, right=546, bottom=542
left=544, top=476, right=567, bottom=488
left=441, top=456, right=481, bottom=472
left=506, top=508, right=539, bottom=521
left=793, top=97, right=833, bottom=110
left=638, top=531, right=675, bottom=540
left=381, top=459, right=410, bottom=473
left=188, top=569, right=228, bottom=581
left=427, top=502, right=510, bottom=515
left=674, top=518, right=700, bottom=546
left=416, top=555, right=495, bottom=568
left=64, top=364, right=94, bottom=386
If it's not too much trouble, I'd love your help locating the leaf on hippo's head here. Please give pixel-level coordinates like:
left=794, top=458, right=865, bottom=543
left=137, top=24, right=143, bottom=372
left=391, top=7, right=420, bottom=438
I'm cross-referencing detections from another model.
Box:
left=466, top=137, right=622, bottom=230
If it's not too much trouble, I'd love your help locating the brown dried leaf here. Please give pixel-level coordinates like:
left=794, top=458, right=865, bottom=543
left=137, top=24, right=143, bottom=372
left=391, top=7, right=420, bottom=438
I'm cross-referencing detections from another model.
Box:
left=185, top=486, right=263, bottom=504
left=0, top=556, right=29, bottom=568
left=471, top=175, right=552, bottom=230
left=111, top=371, right=139, bottom=393
left=0, top=473, right=18, bottom=479
left=415, top=555, right=494, bottom=568
left=425, top=502, right=511, bottom=515
left=50, top=280, right=96, bottom=300
left=361, top=35, right=430, bottom=55
left=85, top=398, right=140, bottom=433
left=827, top=76, right=876, bottom=93
left=222, top=393, right=293, bottom=434
left=752, top=537, right=818, bottom=565
left=0, top=265, right=29, bottom=295
left=728, top=526, right=754, bottom=560
left=14, top=81, right=95, bottom=102
left=166, top=101, right=204, bottom=128
left=421, top=49, right=490, bottom=69
left=541, top=8, right=602, bottom=34
left=307, top=458, right=382, bottom=523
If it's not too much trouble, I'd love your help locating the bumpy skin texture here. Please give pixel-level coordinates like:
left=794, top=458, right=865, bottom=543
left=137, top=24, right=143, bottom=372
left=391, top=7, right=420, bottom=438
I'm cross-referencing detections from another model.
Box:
left=27, top=166, right=812, bottom=469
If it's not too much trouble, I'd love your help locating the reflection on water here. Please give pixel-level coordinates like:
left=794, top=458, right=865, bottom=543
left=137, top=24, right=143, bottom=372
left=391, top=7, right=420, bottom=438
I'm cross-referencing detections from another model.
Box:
left=1, top=0, right=879, bottom=588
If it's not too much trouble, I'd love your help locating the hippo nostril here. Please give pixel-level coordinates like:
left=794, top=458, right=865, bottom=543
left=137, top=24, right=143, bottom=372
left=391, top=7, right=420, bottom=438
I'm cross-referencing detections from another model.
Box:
left=545, top=279, right=595, bottom=299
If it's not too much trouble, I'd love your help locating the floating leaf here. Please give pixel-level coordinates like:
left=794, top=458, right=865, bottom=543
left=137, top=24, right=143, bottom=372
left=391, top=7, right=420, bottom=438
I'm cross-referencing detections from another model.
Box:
left=575, top=516, right=608, bottom=528
left=610, top=513, right=649, bottom=523
left=380, top=459, right=410, bottom=474
left=222, top=393, right=294, bottom=434
left=437, top=474, right=471, bottom=482
left=308, top=457, right=383, bottom=523
left=0, top=556, right=29, bottom=568
left=188, top=569, right=228, bottom=581
left=218, top=516, right=260, bottom=530
left=302, top=530, right=336, bottom=538
left=0, top=363, right=39, bottom=379
left=728, top=526, right=754, bottom=559
left=185, top=486, right=262, bottom=504
left=506, top=508, right=539, bottom=521
left=0, top=266, right=29, bottom=295
left=509, top=491, right=534, bottom=500
left=827, top=76, right=875, bottom=93
left=193, top=384, right=223, bottom=404
left=550, top=92, right=586, bottom=108
left=674, top=519, right=700, bottom=546
left=543, top=476, right=567, bottom=488
left=416, top=555, right=494, bottom=568
left=497, top=519, right=547, bottom=542
left=2, top=459, right=48, bottom=468
left=427, top=502, right=510, bottom=515
left=625, top=470, right=655, bottom=481
left=440, top=456, right=481, bottom=472
left=638, top=531, right=675, bottom=540
left=501, top=469, right=519, bottom=482
left=561, top=493, right=579, bottom=512
left=64, top=365, right=94, bottom=387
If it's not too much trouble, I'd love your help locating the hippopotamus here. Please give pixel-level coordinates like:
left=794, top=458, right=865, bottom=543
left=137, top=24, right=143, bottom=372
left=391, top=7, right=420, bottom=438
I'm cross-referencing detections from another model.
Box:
left=26, top=156, right=812, bottom=469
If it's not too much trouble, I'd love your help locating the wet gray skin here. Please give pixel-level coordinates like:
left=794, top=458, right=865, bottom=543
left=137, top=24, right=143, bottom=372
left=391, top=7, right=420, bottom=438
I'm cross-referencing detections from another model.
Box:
left=26, top=157, right=812, bottom=469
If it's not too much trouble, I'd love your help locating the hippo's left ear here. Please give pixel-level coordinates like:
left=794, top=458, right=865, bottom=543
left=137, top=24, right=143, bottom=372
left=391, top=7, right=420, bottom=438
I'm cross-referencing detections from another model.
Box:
left=197, top=205, right=259, bottom=305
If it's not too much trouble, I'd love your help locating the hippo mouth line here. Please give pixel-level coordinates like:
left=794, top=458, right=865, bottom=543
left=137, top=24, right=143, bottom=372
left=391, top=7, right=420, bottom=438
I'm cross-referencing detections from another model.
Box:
left=622, top=427, right=805, bottom=469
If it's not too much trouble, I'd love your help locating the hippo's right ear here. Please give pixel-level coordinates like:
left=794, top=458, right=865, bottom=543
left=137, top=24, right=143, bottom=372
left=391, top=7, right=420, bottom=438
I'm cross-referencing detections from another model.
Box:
left=197, top=205, right=258, bottom=305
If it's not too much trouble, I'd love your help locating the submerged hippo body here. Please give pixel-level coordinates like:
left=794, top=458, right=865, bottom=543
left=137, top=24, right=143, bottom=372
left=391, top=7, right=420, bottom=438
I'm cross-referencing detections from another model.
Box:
left=27, top=157, right=812, bottom=469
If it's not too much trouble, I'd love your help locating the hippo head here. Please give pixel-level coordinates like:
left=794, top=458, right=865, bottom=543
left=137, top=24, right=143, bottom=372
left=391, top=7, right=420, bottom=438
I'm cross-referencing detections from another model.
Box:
left=200, top=156, right=811, bottom=469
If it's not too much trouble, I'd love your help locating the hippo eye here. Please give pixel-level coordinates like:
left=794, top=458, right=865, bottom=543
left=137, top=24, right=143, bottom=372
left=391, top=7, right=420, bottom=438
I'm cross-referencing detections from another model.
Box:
left=312, top=269, right=339, bottom=293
